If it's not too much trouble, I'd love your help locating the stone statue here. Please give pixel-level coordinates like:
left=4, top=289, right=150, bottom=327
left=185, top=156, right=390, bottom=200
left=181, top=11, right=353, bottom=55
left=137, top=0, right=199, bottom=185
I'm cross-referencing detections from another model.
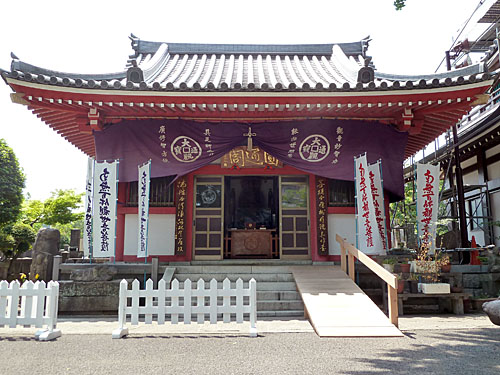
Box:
left=30, top=228, right=60, bottom=281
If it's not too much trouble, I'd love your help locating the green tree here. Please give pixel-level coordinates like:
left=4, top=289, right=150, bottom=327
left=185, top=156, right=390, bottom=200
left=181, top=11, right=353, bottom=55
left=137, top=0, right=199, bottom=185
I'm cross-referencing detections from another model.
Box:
left=0, top=139, right=25, bottom=226
left=22, top=189, right=84, bottom=228
left=0, top=223, right=36, bottom=259
left=394, top=0, right=407, bottom=10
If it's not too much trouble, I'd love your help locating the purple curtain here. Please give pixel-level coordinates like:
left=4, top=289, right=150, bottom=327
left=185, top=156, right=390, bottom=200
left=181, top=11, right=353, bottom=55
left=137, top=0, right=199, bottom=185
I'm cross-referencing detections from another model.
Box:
left=94, top=118, right=407, bottom=198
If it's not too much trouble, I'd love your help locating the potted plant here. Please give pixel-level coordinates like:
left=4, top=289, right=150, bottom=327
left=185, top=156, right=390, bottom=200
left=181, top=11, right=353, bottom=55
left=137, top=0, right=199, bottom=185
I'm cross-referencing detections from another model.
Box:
left=382, top=257, right=397, bottom=272
left=407, top=273, right=419, bottom=293
left=415, top=242, right=450, bottom=294
left=396, top=273, right=405, bottom=294
left=436, top=253, right=451, bottom=273
left=399, top=260, right=411, bottom=273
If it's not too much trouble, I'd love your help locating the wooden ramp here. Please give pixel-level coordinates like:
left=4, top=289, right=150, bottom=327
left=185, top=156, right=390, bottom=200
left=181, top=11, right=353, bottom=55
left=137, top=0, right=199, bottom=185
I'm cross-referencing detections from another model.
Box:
left=291, top=266, right=403, bottom=337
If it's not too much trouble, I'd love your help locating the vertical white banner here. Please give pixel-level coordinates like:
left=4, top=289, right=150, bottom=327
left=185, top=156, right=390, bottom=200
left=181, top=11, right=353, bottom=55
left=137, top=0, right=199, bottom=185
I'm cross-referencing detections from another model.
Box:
left=417, top=163, right=440, bottom=252
left=355, top=154, right=384, bottom=254
left=368, top=160, right=388, bottom=254
left=83, top=158, right=94, bottom=257
left=137, top=161, right=151, bottom=258
left=92, top=160, right=118, bottom=258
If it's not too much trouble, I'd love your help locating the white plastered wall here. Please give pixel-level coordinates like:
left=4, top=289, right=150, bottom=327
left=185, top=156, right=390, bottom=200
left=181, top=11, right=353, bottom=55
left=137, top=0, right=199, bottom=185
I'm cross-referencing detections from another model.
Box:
left=328, top=214, right=356, bottom=255
left=491, top=191, right=500, bottom=247
left=487, top=161, right=500, bottom=180
left=124, top=214, right=175, bottom=256
left=462, top=170, right=479, bottom=186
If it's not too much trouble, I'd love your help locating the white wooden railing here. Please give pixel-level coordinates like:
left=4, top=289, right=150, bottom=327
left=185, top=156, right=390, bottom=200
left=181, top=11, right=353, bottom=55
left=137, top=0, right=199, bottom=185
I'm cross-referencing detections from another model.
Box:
left=0, top=280, right=61, bottom=340
left=113, top=278, right=257, bottom=338
left=336, top=234, right=399, bottom=327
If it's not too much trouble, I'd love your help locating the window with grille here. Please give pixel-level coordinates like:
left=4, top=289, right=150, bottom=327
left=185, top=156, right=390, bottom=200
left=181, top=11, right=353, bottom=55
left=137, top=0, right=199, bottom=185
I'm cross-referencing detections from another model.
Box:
left=126, top=176, right=175, bottom=207
left=467, top=197, right=484, bottom=230
left=328, top=179, right=355, bottom=207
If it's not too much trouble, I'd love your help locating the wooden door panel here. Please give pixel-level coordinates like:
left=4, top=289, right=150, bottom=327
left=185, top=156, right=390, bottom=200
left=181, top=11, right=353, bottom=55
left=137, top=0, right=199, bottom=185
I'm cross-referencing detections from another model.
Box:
left=280, top=176, right=310, bottom=259
left=193, top=177, right=224, bottom=260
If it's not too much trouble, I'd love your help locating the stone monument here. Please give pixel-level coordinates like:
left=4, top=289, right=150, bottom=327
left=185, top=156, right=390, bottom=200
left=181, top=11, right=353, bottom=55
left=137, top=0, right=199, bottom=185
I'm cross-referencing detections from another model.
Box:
left=30, top=228, right=60, bottom=281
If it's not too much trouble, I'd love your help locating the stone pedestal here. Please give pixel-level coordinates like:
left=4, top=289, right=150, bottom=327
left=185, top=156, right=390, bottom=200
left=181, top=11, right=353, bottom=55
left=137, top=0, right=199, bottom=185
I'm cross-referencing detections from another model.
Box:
left=58, top=280, right=121, bottom=313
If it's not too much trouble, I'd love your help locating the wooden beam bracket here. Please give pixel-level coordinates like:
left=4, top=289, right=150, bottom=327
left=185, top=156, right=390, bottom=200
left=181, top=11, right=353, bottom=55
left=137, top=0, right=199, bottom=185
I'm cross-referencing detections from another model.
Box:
left=88, top=107, right=103, bottom=131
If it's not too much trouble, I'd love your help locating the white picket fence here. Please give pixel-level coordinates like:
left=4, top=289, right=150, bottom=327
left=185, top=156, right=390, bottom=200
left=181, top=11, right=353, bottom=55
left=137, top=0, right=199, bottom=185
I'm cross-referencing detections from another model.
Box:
left=113, top=278, right=257, bottom=338
left=0, top=280, right=61, bottom=341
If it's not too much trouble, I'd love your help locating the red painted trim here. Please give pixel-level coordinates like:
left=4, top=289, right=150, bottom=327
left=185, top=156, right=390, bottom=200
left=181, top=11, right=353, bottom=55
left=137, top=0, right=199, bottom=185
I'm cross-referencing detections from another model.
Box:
left=328, top=206, right=355, bottom=214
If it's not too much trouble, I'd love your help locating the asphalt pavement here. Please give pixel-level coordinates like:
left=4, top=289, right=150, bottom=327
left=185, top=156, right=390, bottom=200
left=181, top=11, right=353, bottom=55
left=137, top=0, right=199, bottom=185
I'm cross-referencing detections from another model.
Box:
left=0, top=314, right=499, bottom=374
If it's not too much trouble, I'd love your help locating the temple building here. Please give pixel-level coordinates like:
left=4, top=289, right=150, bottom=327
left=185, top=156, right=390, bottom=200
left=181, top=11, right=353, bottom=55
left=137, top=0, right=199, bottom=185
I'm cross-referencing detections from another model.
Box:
left=1, top=35, right=495, bottom=262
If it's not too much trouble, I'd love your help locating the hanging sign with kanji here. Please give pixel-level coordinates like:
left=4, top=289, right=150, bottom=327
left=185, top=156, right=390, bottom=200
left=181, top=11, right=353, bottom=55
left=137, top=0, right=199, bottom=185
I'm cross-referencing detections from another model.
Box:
left=83, top=158, right=94, bottom=258
left=92, top=160, right=119, bottom=258
left=367, top=160, right=388, bottom=254
left=316, top=176, right=329, bottom=255
left=137, top=160, right=151, bottom=258
left=355, top=154, right=384, bottom=254
left=175, top=176, right=188, bottom=255
left=416, top=163, right=440, bottom=252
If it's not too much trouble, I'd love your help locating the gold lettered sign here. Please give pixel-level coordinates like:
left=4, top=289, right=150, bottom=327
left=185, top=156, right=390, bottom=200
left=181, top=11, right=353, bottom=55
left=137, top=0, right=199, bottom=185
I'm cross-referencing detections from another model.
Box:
left=221, top=146, right=282, bottom=169
left=316, top=177, right=329, bottom=256
left=175, top=176, right=187, bottom=254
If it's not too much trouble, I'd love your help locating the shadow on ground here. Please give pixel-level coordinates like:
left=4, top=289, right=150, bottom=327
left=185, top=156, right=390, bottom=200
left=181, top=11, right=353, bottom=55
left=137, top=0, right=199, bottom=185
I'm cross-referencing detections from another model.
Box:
left=345, top=328, right=500, bottom=374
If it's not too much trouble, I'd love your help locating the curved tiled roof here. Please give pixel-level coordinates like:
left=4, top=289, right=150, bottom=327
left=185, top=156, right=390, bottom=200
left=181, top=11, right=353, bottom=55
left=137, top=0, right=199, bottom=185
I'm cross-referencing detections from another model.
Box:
left=2, top=34, right=493, bottom=93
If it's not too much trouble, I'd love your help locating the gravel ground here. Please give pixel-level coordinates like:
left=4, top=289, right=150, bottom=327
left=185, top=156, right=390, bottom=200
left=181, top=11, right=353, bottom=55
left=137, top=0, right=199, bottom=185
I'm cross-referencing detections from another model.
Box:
left=0, top=327, right=499, bottom=374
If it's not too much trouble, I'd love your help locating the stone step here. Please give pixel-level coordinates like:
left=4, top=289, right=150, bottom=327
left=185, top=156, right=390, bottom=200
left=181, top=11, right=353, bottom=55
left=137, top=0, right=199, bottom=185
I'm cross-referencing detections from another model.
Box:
left=257, top=290, right=301, bottom=301
left=172, top=265, right=295, bottom=274
left=257, top=282, right=297, bottom=291
left=173, top=280, right=298, bottom=292
left=172, top=273, right=295, bottom=282
left=257, top=310, right=305, bottom=318
left=188, top=260, right=312, bottom=266
left=257, top=300, right=304, bottom=311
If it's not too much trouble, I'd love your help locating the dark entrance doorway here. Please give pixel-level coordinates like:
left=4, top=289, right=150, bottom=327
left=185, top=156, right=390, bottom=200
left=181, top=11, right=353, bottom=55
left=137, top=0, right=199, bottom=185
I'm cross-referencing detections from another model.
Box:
left=224, top=176, right=279, bottom=258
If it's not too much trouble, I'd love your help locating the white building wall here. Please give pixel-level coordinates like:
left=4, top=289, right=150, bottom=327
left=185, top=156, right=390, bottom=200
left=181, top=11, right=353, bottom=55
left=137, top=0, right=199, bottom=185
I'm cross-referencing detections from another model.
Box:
left=491, top=191, right=500, bottom=247
left=124, top=214, right=175, bottom=256
left=462, top=170, right=479, bottom=186
left=328, top=214, right=356, bottom=255
left=487, top=161, right=500, bottom=180
left=460, top=156, right=477, bottom=170
left=485, top=144, right=500, bottom=159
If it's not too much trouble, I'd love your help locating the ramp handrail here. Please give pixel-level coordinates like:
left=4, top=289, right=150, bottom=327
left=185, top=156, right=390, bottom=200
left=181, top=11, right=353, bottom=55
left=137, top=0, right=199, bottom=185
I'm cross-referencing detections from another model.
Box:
left=335, top=234, right=398, bottom=327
